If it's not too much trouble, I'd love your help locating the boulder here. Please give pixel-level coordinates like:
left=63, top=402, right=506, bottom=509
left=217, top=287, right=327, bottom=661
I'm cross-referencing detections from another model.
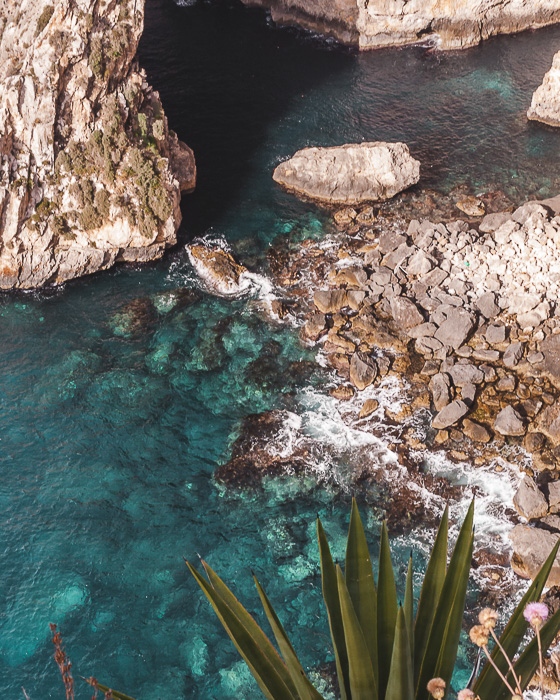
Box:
left=461, top=419, right=491, bottom=443
left=349, top=352, right=378, bottom=390
left=429, top=373, right=452, bottom=411
left=434, top=309, right=475, bottom=350
left=479, top=212, right=511, bottom=233
left=273, top=142, right=420, bottom=205
left=448, top=363, right=485, bottom=386
left=187, top=245, right=248, bottom=296
left=390, top=296, right=424, bottom=329
left=529, top=51, right=560, bottom=127
left=359, top=399, right=379, bottom=419
left=537, top=402, right=560, bottom=445
left=486, top=325, right=506, bottom=344
left=456, top=197, right=485, bottom=217
left=541, top=334, right=560, bottom=388
left=510, top=524, right=560, bottom=584
left=302, top=314, right=327, bottom=342
left=432, top=400, right=469, bottom=429
left=503, top=342, right=525, bottom=368
left=513, top=477, right=549, bottom=520
left=494, top=405, right=526, bottom=436
left=476, top=292, right=500, bottom=319
left=314, top=290, right=365, bottom=313
left=549, top=481, right=560, bottom=514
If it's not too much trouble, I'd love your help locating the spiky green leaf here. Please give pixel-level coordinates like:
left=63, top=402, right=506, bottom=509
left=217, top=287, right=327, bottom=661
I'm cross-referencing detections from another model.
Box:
left=386, top=607, right=414, bottom=700
left=86, top=682, right=135, bottom=700
left=416, top=501, right=474, bottom=700
left=317, top=518, right=350, bottom=700
left=187, top=562, right=296, bottom=700
left=377, top=521, right=398, bottom=700
left=336, top=565, right=377, bottom=700
left=404, top=555, right=414, bottom=660
left=511, top=608, right=560, bottom=697
left=414, top=507, right=448, bottom=682
left=254, top=576, right=325, bottom=700
left=345, top=498, right=378, bottom=693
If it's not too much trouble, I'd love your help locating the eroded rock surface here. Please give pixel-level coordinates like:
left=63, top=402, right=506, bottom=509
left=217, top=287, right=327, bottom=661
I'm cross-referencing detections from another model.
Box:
left=242, top=0, right=560, bottom=50
left=273, top=143, right=420, bottom=205
left=528, top=50, right=560, bottom=127
left=0, top=0, right=196, bottom=289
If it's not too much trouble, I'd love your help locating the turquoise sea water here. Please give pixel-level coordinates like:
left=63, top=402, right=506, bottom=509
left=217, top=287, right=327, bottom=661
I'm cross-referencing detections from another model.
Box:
left=2, top=1, right=560, bottom=696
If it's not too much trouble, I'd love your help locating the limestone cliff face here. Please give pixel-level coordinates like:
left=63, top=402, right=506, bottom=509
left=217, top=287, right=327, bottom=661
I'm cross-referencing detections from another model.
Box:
left=242, top=0, right=560, bottom=49
left=528, top=50, right=560, bottom=126
left=0, top=0, right=196, bottom=289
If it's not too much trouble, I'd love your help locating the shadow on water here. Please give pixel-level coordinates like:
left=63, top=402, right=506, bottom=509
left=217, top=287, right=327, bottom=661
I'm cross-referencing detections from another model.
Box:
left=138, top=0, right=355, bottom=238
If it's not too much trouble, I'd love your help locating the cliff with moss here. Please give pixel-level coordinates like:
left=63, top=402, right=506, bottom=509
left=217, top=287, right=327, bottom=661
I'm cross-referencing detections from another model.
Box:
left=0, top=0, right=196, bottom=289
left=243, top=0, right=560, bottom=49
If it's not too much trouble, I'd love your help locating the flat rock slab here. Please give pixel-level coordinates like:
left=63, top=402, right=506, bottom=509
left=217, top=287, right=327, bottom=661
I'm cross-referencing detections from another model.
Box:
left=513, top=477, right=549, bottom=520
left=541, top=333, right=560, bottom=388
left=494, top=405, right=526, bottom=436
left=434, top=309, right=475, bottom=350
left=273, top=142, right=420, bottom=205
left=510, top=524, right=560, bottom=584
left=432, top=399, right=469, bottom=429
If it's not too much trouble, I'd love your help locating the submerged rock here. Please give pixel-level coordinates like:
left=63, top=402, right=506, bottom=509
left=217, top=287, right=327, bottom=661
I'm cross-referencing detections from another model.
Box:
left=215, top=410, right=311, bottom=485
left=273, top=142, right=420, bottom=205
left=187, top=244, right=248, bottom=297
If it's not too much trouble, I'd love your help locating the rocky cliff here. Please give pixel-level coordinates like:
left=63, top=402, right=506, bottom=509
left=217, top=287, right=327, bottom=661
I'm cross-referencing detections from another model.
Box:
left=528, top=50, right=560, bottom=126
left=0, top=0, right=195, bottom=289
left=243, top=0, right=560, bottom=49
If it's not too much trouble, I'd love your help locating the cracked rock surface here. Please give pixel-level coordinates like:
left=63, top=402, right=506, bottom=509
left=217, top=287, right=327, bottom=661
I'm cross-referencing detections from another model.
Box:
left=0, top=0, right=196, bottom=289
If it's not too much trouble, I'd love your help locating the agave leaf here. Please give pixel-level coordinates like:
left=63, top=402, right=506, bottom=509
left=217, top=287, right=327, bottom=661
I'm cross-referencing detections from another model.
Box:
left=404, top=555, right=414, bottom=659
left=414, top=506, right=448, bottom=682
left=377, top=521, right=398, bottom=700
left=317, top=518, right=351, bottom=700
left=187, top=561, right=296, bottom=700
left=473, top=539, right=560, bottom=698
left=416, top=501, right=474, bottom=700
left=509, top=608, right=560, bottom=698
left=385, top=607, right=414, bottom=700
left=87, top=682, right=136, bottom=700
left=254, top=576, right=325, bottom=700
left=336, top=565, right=378, bottom=700
left=345, top=498, right=378, bottom=693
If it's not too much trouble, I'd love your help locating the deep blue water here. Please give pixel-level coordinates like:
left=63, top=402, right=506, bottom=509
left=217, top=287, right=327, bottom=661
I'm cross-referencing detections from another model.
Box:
left=2, top=1, right=560, bottom=697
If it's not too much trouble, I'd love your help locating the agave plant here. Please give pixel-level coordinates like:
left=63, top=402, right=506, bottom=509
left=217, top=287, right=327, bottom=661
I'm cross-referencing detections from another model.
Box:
left=188, top=500, right=560, bottom=700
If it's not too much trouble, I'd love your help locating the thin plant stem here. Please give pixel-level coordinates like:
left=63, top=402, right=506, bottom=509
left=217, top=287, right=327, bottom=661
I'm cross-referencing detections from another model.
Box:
left=482, top=644, right=518, bottom=696
left=489, top=628, right=523, bottom=694
left=537, top=625, right=544, bottom=700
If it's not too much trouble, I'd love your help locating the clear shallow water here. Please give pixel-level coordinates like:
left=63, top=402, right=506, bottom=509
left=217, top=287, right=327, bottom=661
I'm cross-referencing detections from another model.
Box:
left=2, top=1, right=560, bottom=697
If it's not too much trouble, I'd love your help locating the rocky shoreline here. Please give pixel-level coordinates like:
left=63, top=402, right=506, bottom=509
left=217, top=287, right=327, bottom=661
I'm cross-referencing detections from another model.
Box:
left=242, top=0, right=560, bottom=50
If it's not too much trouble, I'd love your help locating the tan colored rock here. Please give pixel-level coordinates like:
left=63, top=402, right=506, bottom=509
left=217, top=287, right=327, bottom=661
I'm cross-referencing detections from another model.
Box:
left=330, top=384, right=355, bottom=401
left=273, top=143, right=420, bottom=205
left=0, top=0, right=195, bottom=289
left=513, top=477, right=549, bottom=520
left=528, top=50, right=560, bottom=127
left=187, top=245, right=248, bottom=297
left=510, top=524, right=560, bottom=585
left=243, top=0, right=560, bottom=50
left=358, top=398, right=379, bottom=418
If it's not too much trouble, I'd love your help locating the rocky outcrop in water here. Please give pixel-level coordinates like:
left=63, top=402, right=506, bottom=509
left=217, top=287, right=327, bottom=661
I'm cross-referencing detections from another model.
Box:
left=273, top=143, right=420, bottom=205
left=242, top=0, right=560, bottom=49
left=528, top=50, right=560, bottom=127
left=0, top=0, right=196, bottom=289
left=187, top=243, right=251, bottom=297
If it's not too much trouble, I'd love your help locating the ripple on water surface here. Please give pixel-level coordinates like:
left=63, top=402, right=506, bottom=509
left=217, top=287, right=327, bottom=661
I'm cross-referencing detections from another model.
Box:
left=2, top=0, right=560, bottom=696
